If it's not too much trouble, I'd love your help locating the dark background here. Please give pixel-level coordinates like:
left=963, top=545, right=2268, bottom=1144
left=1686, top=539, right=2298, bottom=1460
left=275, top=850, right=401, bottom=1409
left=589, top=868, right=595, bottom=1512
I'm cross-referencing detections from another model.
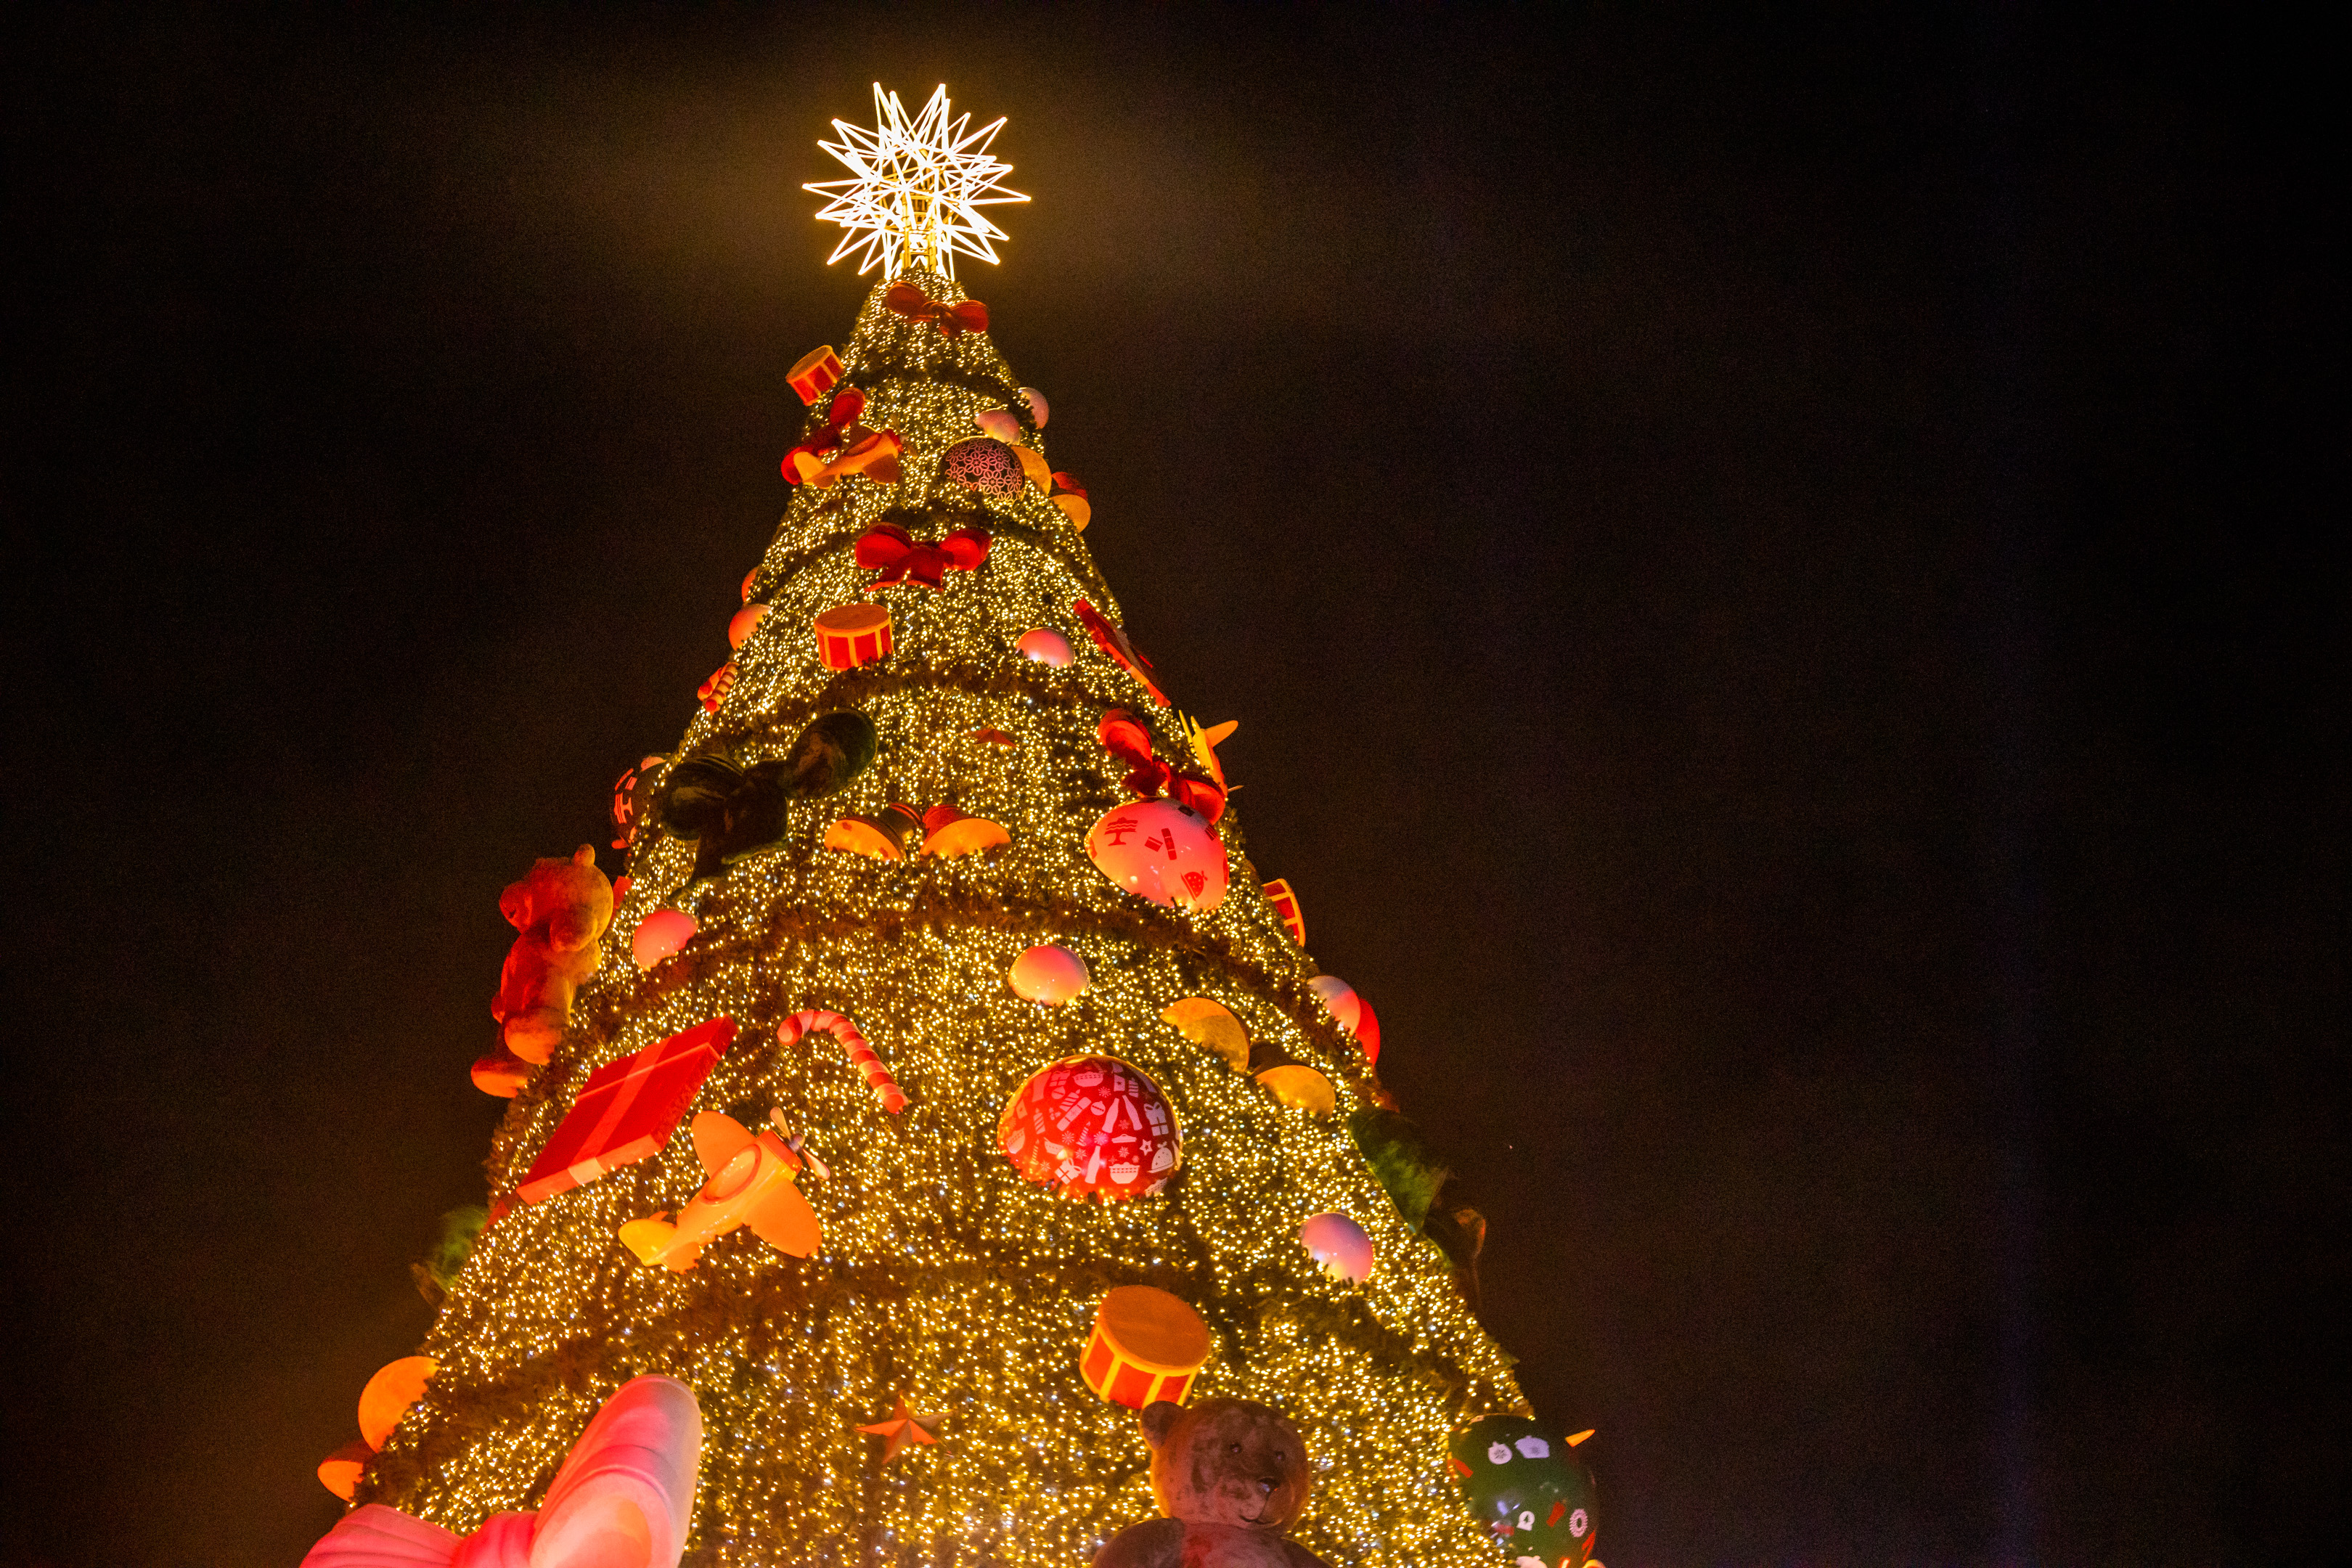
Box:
left=2, top=5, right=2337, bottom=1564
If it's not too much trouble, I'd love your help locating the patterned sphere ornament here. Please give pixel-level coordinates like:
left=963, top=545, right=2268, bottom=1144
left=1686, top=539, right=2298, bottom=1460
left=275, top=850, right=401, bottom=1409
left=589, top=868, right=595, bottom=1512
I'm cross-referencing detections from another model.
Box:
left=997, top=1055, right=1180, bottom=1200
left=1087, top=799, right=1229, bottom=913
left=942, top=437, right=1024, bottom=498
left=1447, top=1415, right=1600, bottom=1568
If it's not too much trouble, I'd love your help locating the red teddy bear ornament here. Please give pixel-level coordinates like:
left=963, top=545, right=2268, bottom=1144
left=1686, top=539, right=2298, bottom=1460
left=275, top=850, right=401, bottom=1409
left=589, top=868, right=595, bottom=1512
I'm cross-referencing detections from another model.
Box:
left=477, top=846, right=613, bottom=1092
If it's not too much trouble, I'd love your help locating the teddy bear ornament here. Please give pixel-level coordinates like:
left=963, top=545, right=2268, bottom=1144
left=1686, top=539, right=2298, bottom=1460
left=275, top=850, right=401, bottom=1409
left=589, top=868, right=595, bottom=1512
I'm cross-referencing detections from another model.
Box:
left=1095, top=1399, right=1336, bottom=1568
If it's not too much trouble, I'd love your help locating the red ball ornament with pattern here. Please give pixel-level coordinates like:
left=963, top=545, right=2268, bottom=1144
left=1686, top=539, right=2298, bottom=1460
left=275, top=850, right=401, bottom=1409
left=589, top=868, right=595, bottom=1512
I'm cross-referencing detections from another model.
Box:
left=997, top=1055, right=1181, bottom=1201
left=942, top=437, right=1024, bottom=498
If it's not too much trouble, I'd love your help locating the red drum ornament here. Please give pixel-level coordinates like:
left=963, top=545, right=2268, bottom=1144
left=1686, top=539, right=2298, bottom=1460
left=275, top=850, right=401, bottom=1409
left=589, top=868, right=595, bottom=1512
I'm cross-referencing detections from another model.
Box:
left=788, top=345, right=844, bottom=406
left=998, top=1055, right=1180, bottom=1200
left=1087, top=799, right=1229, bottom=913
left=1081, top=1286, right=1210, bottom=1410
left=942, top=437, right=1024, bottom=499
left=1008, top=944, right=1089, bottom=1004
left=813, top=603, right=893, bottom=669
left=1262, top=878, right=1307, bottom=946
left=1016, top=628, right=1073, bottom=666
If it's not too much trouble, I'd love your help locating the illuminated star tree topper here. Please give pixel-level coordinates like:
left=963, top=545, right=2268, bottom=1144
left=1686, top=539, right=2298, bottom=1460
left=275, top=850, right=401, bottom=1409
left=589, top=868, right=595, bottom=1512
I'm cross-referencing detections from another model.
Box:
left=805, top=83, right=1029, bottom=280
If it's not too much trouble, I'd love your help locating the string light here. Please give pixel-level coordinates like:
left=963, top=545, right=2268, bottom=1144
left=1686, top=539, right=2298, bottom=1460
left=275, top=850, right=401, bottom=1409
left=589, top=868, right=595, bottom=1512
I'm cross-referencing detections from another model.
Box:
left=358, top=271, right=1529, bottom=1567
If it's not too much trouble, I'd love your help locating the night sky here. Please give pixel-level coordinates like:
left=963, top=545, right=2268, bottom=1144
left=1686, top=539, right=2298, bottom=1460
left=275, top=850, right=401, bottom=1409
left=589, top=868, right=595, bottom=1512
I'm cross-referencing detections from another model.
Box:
left=3, top=7, right=2337, bottom=1566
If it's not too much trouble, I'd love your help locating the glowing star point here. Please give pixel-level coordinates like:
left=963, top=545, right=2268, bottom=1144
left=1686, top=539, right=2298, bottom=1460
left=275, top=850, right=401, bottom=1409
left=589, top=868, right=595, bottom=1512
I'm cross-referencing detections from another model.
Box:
left=805, top=83, right=1029, bottom=280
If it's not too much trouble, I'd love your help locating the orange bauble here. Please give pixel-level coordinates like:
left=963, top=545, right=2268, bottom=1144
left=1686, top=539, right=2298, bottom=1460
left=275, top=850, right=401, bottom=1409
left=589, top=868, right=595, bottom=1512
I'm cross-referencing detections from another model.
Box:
left=357, top=1355, right=436, bottom=1450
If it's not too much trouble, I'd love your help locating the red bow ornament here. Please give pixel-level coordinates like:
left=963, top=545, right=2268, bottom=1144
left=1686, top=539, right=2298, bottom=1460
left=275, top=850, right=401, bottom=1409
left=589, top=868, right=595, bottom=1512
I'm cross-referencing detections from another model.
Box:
left=783, top=387, right=904, bottom=489
left=883, top=281, right=989, bottom=337
left=1098, top=708, right=1226, bottom=822
left=855, top=523, right=992, bottom=589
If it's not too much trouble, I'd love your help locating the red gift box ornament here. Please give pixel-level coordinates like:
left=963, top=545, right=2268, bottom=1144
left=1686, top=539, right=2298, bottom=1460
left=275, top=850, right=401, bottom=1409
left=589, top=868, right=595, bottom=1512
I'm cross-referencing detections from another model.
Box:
left=882, top=281, right=989, bottom=337
left=788, top=344, right=844, bottom=406
left=812, top=603, right=893, bottom=669
left=1071, top=599, right=1166, bottom=706
left=517, top=1016, right=738, bottom=1202
left=855, top=523, right=991, bottom=589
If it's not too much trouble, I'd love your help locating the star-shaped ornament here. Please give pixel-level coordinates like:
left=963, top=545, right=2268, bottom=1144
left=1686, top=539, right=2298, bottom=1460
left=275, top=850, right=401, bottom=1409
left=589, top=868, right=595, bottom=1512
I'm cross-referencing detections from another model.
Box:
left=857, top=1397, right=943, bottom=1463
left=806, top=84, right=1028, bottom=279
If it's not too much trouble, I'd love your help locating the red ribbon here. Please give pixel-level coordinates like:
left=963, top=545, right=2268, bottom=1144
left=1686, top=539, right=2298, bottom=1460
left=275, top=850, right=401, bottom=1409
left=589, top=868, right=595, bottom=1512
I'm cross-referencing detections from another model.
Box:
left=883, top=282, right=989, bottom=337
left=854, top=523, right=992, bottom=588
left=1097, top=707, right=1226, bottom=822
left=782, top=387, right=868, bottom=486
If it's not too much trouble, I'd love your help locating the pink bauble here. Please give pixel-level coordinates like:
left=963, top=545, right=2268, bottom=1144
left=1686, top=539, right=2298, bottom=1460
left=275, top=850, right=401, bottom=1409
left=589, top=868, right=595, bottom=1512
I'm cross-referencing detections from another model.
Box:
left=631, top=909, right=698, bottom=971
left=997, top=1055, right=1180, bottom=1200
left=942, top=437, right=1024, bottom=498
left=1087, top=799, right=1229, bottom=913
left=1016, top=628, right=1074, bottom=666
left=1300, top=1212, right=1376, bottom=1281
left=1309, top=974, right=1363, bottom=1034
left=1008, top=944, right=1090, bottom=1004
left=727, top=603, right=769, bottom=650
left=973, top=408, right=1021, bottom=441
left=1020, top=386, right=1049, bottom=428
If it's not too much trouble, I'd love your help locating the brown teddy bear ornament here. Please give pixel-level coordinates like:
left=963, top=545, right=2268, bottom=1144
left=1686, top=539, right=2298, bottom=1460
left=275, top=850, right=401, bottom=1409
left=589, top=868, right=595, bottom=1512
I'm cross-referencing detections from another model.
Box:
left=478, top=846, right=613, bottom=1090
left=1095, top=1399, right=1339, bottom=1568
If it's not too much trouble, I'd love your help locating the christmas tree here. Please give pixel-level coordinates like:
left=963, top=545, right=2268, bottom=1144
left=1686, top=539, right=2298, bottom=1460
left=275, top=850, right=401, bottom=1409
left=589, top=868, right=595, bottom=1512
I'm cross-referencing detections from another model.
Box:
left=320, top=86, right=1593, bottom=1568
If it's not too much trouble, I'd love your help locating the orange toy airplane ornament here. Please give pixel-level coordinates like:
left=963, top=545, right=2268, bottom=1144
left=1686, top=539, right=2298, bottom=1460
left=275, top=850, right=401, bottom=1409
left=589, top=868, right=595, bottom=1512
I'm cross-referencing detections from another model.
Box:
left=618, top=1109, right=822, bottom=1270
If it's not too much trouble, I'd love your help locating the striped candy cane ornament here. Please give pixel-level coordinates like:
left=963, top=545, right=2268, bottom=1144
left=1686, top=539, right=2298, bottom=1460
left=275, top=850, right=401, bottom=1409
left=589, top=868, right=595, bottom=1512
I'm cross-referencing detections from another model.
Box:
left=777, top=1009, right=909, bottom=1114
